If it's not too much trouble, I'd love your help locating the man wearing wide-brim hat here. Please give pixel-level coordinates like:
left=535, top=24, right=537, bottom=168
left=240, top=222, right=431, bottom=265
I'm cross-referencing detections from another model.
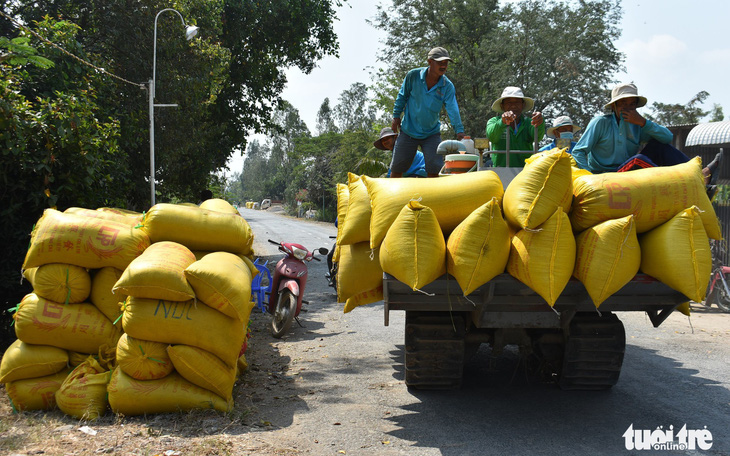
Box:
left=373, top=127, right=426, bottom=177
left=539, top=115, right=582, bottom=154
left=390, top=46, right=466, bottom=178
left=572, top=83, right=722, bottom=195
left=486, top=86, right=545, bottom=167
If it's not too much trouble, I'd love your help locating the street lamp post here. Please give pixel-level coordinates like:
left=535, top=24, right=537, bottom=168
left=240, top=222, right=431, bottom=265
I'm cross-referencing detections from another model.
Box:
left=149, top=8, right=199, bottom=206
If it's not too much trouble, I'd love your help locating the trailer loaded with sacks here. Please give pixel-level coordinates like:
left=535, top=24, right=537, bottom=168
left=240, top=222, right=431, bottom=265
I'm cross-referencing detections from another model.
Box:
left=333, top=148, right=720, bottom=390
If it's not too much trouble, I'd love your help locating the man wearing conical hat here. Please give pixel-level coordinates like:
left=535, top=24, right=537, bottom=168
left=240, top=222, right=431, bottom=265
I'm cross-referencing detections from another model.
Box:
left=572, top=83, right=721, bottom=194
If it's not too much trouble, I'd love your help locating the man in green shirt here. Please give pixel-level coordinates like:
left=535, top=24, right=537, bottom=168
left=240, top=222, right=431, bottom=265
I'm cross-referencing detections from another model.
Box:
left=486, top=87, right=545, bottom=167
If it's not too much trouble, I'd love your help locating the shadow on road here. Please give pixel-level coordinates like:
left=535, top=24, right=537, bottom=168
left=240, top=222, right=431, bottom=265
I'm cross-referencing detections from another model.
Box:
left=384, top=343, right=729, bottom=456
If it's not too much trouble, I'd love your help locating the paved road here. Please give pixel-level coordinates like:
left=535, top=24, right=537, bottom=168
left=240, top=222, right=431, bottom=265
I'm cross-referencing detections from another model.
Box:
left=238, top=207, right=730, bottom=456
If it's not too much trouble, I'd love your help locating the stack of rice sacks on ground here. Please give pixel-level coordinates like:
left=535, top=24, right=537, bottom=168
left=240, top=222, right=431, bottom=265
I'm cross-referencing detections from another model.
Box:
left=334, top=149, right=718, bottom=313
left=3, top=207, right=146, bottom=417
left=108, top=198, right=256, bottom=416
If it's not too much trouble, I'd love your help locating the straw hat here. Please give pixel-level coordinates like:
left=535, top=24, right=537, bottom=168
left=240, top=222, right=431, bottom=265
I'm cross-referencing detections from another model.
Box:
left=546, top=115, right=582, bottom=138
left=491, top=86, right=534, bottom=113
left=604, top=83, right=647, bottom=110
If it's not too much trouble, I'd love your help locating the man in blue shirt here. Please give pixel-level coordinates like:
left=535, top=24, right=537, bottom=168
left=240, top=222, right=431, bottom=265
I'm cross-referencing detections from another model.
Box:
left=390, top=47, right=465, bottom=178
left=572, top=83, right=722, bottom=196
left=373, top=127, right=427, bottom=177
left=539, top=115, right=581, bottom=154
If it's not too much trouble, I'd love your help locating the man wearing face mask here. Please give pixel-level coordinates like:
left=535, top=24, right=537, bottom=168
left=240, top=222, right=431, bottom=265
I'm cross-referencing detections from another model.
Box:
left=572, top=83, right=722, bottom=191
left=539, top=115, right=581, bottom=154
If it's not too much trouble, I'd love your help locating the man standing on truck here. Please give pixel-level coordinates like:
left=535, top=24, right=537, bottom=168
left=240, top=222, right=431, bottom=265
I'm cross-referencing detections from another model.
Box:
left=486, top=86, right=545, bottom=167
left=390, top=47, right=466, bottom=178
left=572, top=83, right=723, bottom=197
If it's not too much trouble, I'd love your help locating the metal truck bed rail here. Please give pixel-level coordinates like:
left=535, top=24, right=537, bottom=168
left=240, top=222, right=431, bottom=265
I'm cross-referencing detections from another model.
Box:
left=383, top=273, right=688, bottom=329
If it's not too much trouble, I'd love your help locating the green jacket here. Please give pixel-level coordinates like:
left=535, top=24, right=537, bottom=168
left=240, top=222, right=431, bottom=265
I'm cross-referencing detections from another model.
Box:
left=486, top=115, right=545, bottom=167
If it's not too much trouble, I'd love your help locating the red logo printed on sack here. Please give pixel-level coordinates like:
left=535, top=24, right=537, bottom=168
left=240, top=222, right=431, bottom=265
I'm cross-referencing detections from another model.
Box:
left=607, top=182, right=631, bottom=209
left=96, top=226, right=119, bottom=246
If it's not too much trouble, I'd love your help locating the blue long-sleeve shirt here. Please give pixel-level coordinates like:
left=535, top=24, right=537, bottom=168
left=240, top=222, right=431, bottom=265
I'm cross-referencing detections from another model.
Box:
left=572, top=114, right=673, bottom=172
left=539, top=140, right=577, bottom=154
left=393, top=67, right=464, bottom=139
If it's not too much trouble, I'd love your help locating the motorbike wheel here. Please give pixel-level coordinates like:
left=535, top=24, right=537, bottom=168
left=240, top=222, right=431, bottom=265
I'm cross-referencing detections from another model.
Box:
left=271, top=289, right=297, bottom=338
left=716, top=278, right=730, bottom=313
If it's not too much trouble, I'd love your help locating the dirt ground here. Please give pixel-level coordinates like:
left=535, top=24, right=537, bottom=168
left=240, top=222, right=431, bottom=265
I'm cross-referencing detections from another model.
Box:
left=1, top=289, right=728, bottom=456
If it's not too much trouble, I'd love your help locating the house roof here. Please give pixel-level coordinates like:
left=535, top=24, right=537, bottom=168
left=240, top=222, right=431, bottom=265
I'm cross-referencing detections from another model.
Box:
left=685, top=120, right=730, bottom=147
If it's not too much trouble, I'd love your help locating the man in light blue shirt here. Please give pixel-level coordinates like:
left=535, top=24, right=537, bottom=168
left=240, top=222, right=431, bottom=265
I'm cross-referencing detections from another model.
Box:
left=572, top=83, right=722, bottom=197
left=390, top=47, right=465, bottom=177
left=572, top=83, right=695, bottom=172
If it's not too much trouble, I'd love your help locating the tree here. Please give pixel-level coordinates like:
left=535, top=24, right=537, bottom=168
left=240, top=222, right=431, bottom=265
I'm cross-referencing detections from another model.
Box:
left=4, top=0, right=343, bottom=206
left=646, top=91, right=720, bottom=125
left=316, top=97, right=338, bottom=135
left=334, top=82, right=377, bottom=133
left=371, top=0, right=624, bottom=137
left=0, top=17, right=124, bottom=344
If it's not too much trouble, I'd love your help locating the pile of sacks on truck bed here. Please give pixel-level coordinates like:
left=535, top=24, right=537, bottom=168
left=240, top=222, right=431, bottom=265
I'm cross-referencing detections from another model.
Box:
left=334, top=149, right=718, bottom=312
left=1, top=199, right=257, bottom=419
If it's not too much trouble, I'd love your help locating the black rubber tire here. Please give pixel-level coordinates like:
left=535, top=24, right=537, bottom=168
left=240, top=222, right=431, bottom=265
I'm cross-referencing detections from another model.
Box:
left=558, top=312, right=626, bottom=390
left=404, top=311, right=466, bottom=389
left=271, top=289, right=297, bottom=338
left=716, top=280, right=730, bottom=313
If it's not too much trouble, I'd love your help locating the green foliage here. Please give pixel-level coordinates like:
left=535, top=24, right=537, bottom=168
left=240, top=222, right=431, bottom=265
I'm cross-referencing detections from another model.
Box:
left=646, top=91, right=719, bottom=125
left=0, top=17, right=124, bottom=315
left=371, top=0, right=624, bottom=136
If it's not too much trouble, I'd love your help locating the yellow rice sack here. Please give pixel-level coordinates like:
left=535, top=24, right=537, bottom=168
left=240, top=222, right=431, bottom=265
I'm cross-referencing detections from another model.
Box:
left=338, top=173, right=372, bottom=245
left=184, top=252, right=254, bottom=321
left=574, top=215, right=641, bottom=308
left=336, top=242, right=382, bottom=303
left=364, top=170, right=504, bottom=249
left=116, top=333, right=174, bottom=380
left=64, top=207, right=140, bottom=226
left=199, top=198, right=239, bottom=214
left=121, top=297, right=245, bottom=368
left=503, top=149, right=573, bottom=230
left=55, top=357, right=110, bottom=420
left=446, top=198, right=511, bottom=296
left=525, top=148, right=592, bottom=181
left=5, top=368, right=71, bottom=412
left=507, top=208, right=576, bottom=306
left=0, top=339, right=69, bottom=383
left=23, top=263, right=91, bottom=304
left=167, top=345, right=236, bottom=400
left=380, top=201, right=446, bottom=291
left=23, top=209, right=150, bottom=271
left=237, top=353, right=248, bottom=375
left=571, top=157, right=722, bottom=239
left=98, top=207, right=143, bottom=218
left=334, top=182, right=350, bottom=262
left=113, top=241, right=196, bottom=301
left=343, top=287, right=384, bottom=313
left=14, top=293, right=121, bottom=354
left=639, top=206, right=712, bottom=303
left=107, top=368, right=232, bottom=415
left=192, top=251, right=259, bottom=278
left=140, top=203, right=254, bottom=255
left=90, top=267, right=125, bottom=329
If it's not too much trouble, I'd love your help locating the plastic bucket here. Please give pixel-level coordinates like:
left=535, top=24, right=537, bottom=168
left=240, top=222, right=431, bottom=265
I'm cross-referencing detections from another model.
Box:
left=442, top=154, right=479, bottom=174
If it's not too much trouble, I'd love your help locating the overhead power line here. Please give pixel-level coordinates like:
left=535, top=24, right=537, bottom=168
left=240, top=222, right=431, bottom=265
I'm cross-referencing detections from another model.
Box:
left=0, top=9, right=146, bottom=89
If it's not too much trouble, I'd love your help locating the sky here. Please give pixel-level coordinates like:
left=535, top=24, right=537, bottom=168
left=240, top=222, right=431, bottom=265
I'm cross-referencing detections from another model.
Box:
left=226, top=0, right=730, bottom=175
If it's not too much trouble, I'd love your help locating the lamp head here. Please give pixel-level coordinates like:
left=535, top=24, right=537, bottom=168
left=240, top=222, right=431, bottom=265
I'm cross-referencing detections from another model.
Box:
left=185, top=25, right=199, bottom=40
